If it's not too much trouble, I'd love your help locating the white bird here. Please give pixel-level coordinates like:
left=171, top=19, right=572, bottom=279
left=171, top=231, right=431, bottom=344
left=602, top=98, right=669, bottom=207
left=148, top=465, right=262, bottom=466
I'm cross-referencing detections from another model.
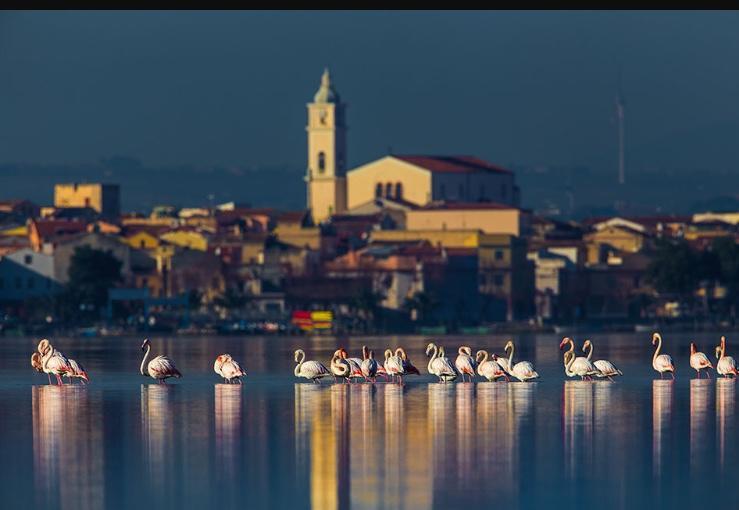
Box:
left=37, top=339, right=72, bottom=385
left=455, top=346, right=477, bottom=382
left=689, top=342, right=713, bottom=378
left=64, top=358, right=90, bottom=384
left=582, top=339, right=622, bottom=381
left=330, top=349, right=352, bottom=383
left=559, top=337, right=599, bottom=380
left=425, top=342, right=458, bottom=382
left=502, top=340, right=539, bottom=382
left=651, top=332, right=675, bottom=379
left=140, top=338, right=182, bottom=384
left=360, top=345, right=379, bottom=382
left=476, top=350, right=507, bottom=382
left=214, top=354, right=246, bottom=383
left=384, top=348, right=405, bottom=383
left=294, top=349, right=330, bottom=383
left=340, top=348, right=365, bottom=382
left=715, top=336, right=739, bottom=378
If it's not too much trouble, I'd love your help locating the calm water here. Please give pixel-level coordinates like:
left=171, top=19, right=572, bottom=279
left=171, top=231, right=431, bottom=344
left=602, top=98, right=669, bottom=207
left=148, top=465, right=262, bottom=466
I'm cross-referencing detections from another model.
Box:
left=2, top=332, right=738, bottom=509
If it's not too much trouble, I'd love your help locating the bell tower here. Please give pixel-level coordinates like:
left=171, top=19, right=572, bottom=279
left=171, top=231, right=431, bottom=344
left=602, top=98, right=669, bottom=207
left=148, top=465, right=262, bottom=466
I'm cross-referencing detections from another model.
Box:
left=305, top=68, right=347, bottom=222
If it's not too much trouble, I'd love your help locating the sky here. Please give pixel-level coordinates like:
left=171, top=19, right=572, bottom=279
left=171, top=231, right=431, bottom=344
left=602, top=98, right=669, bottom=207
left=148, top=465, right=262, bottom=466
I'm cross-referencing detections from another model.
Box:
left=1, top=10, right=738, bottom=175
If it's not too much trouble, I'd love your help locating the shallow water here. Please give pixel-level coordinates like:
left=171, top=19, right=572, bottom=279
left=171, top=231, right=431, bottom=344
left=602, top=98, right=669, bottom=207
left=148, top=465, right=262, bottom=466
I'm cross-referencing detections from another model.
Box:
left=2, top=332, right=738, bottom=509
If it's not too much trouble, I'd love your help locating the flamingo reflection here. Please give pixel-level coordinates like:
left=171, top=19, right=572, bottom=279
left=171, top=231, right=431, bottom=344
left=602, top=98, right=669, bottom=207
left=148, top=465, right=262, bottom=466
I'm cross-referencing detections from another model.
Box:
left=652, top=380, right=673, bottom=478
left=215, top=384, right=242, bottom=478
left=141, top=384, right=175, bottom=490
left=689, top=379, right=713, bottom=474
left=716, top=378, right=735, bottom=472
left=563, top=381, right=595, bottom=478
left=32, top=386, right=103, bottom=510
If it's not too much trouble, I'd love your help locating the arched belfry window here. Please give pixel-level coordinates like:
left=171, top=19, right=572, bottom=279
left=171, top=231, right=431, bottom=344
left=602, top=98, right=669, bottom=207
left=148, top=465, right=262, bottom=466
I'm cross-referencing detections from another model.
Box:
left=318, top=152, right=326, bottom=174
left=395, top=182, right=403, bottom=200
left=375, top=183, right=383, bottom=198
left=385, top=182, right=393, bottom=198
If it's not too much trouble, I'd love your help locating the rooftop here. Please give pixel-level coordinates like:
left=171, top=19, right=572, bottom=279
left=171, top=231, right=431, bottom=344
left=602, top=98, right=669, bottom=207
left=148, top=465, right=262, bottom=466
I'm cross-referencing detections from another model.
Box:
left=394, top=155, right=512, bottom=175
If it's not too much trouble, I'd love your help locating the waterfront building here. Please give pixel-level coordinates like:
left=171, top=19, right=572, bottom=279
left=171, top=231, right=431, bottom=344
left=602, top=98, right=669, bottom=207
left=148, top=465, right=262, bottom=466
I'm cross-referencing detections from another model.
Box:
left=54, top=183, right=120, bottom=219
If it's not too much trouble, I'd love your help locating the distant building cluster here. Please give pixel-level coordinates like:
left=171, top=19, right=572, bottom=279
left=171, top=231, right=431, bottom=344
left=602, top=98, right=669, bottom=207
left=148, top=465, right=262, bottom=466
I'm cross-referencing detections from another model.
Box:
left=0, top=70, right=737, bottom=332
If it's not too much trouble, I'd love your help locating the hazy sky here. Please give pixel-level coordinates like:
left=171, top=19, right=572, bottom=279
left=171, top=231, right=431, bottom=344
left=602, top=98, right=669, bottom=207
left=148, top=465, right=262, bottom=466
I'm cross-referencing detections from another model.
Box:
left=1, top=10, right=738, bottom=173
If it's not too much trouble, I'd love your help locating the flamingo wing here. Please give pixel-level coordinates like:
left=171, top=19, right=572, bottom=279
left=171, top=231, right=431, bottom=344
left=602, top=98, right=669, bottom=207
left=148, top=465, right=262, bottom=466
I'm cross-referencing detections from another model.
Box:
left=222, top=359, right=246, bottom=379
left=654, top=354, right=674, bottom=372
left=718, top=355, right=738, bottom=375
left=455, top=354, right=475, bottom=376
left=512, top=361, right=539, bottom=381
left=301, top=360, right=330, bottom=379
left=148, top=355, right=181, bottom=379
left=594, top=359, right=622, bottom=377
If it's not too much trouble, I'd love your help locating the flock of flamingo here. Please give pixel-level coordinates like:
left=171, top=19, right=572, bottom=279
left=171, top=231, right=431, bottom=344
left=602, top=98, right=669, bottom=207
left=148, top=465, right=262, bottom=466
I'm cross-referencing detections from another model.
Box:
left=29, top=333, right=739, bottom=386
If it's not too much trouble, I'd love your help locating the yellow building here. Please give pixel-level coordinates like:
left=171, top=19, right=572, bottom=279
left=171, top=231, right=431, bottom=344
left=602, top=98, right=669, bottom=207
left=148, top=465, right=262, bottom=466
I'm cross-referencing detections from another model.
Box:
left=406, top=202, right=526, bottom=236
left=306, top=69, right=348, bottom=223
left=124, top=231, right=161, bottom=250
left=159, top=229, right=209, bottom=251
left=54, top=183, right=120, bottom=218
left=346, top=155, right=517, bottom=210
left=584, top=225, right=647, bottom=265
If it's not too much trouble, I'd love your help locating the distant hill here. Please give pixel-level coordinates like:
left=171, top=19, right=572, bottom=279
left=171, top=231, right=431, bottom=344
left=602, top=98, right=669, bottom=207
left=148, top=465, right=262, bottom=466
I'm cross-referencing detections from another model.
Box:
left=0, top=158, right=306, bottom=212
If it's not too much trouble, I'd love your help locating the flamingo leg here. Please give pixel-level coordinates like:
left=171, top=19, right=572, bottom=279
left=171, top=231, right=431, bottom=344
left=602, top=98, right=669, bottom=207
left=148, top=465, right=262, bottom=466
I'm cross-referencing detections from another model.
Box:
left=47, top=373, right=52, bottom=385
left=56, top=374, right=63, bottom=385
left=670, top=372, right=675, bottom=380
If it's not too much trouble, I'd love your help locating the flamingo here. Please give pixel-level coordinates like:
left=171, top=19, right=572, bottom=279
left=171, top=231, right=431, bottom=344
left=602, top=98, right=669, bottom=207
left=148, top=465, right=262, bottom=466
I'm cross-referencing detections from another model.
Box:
left=476, top=350, right=508, bottom=382
left=214, top=354, right=246, bottom=383
left=559, top=337, right=599, bottom=380
left=140, top=338, right=182, bottom=384
left=395, top=347, right=420, bottom=376
left=425, top=342, right=458, bottom=382
left=689, top=342, right=713, bottom=378
left=360, top=345, right=379, bottom=382
left=38, top=339, right=72, bottom=385
left=651, top=332, right=675, bottom=379
left=715, top=336, right=739, bottom=378
left=582, top=339, right=622, bottom=381
left=64, top=359, right=90, bottom=384
left=455, top=346, right=477, bottom=382
left=340, top=348, right=365, bottom=382
left=330, top=349, right=352, bottom=383
left=294, top=349, right=330, bottom=383
left=502, top=340, right=540, bottom=382
left=384, top=348, right=405, bottom=383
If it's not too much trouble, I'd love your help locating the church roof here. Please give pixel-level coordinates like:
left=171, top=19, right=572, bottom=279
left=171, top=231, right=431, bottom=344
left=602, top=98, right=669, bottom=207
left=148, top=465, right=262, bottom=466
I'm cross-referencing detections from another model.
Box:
left=313, top=68, right=340, bottom=104
left=394, top=155, right=512, bottom=175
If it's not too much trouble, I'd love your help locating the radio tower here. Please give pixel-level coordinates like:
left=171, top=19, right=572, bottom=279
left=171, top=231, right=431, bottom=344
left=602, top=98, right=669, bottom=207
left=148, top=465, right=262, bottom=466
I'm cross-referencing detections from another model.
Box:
left=616, top=69, right=625, bottom=185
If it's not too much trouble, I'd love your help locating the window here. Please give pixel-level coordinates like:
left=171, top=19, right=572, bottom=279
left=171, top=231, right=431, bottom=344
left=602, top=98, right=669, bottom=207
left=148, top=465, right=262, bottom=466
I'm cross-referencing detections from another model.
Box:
left=24, top=254, right=32, bottom=265
left=385, top=183, right=393, bottom=198
left=85, top=197, right=91, bottom=207
left=494, top=274, right=504, bottom=286
left=140, top=240, right=146, bottom=249
left=27, top=277, right=34, bottom=289
left=495, top=250, right=504, bottom=261
left=318, top=152, right=326, bottom=173
left=375, top=183, right=383, bottom=198
left=395, top=182, right=403, bottom=200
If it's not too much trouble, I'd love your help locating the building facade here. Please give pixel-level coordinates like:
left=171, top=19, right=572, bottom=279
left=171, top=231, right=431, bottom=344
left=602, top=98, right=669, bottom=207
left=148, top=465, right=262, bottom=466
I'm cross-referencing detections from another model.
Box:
left=305, top=69, right=348, bottom=223
left=54, top=183, right=121, bottom=219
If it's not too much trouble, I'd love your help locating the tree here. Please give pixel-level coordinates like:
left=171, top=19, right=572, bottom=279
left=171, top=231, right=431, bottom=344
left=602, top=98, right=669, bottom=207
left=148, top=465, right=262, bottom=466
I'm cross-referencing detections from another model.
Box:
left=645, top=239, right=700, bottom=298
left=61, top=246, right=122, bottom=321
left=710, top=237, right=739, bottom=318
left=403, top=290, right=439, bottom=325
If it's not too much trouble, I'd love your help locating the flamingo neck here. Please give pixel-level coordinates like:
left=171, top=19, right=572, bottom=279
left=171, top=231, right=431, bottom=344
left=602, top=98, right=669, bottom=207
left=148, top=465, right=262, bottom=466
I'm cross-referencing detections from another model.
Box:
left=565, top=352, right=576, bottom=376
left=427, top=344, right=438, bottom=373
left=140, top=344, right=150, bottom=376
left=653, top=335, right=662, bottom=364
left=294, top=351, right=304, bottom=376
left=722, top=337, right=727, bottom=357
left=585, top=342, right=593, bottom=361
left=507, top=344, right=514, bottom=367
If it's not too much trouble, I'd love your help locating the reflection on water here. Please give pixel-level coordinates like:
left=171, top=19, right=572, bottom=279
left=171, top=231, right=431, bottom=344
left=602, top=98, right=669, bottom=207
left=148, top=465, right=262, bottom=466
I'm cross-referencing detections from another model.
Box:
left=716, top=379, right=735, bottom=472
left=689, top=379, right=713, bottom=474
left=563, top=381, right=594, bottom=478
left=32, top=386, right=104, bottom=510
left=652, top=380, right=673, bottom=479
left=140, top=385, right=175, bottom=501
left=214, top=384, right=242, bottom=482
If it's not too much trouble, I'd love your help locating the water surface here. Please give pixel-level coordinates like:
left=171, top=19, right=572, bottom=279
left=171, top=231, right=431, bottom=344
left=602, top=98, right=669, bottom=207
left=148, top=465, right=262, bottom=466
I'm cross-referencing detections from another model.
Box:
left=1, top=332, right=737, bottom=509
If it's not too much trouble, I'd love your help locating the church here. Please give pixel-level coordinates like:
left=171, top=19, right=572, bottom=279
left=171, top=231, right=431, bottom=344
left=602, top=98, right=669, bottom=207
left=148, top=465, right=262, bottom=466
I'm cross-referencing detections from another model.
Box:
left=305, top=69, right=520, bottom=223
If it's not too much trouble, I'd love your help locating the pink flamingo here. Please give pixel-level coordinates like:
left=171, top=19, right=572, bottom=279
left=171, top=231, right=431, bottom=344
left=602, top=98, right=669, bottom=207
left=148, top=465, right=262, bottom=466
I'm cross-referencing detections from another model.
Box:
left=689, top=342, right=713, bottom=378
left=214, top=354, right=246, bottom=383
left=140, top=338, right=182, bottom=384
left=38, top=339, right=72, bottom=385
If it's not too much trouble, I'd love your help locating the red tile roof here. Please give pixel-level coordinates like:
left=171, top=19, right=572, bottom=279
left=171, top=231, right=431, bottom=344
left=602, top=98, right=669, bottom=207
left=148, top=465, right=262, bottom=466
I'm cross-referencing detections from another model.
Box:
left=419, top=200, right=517, bottom=211
left=32, top=219, right=88, bottom=239
left=395, top=155, right=512, bottom=175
